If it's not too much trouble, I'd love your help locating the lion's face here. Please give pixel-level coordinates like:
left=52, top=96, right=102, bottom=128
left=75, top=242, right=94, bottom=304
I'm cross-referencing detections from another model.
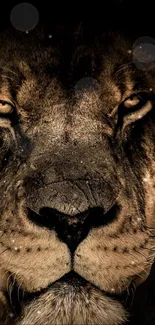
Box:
left=0, top=29, right=155, bottom=325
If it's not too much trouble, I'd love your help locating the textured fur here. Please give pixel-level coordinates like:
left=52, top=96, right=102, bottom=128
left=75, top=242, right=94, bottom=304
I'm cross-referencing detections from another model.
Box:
left=0, top=26, right=155, bottom=324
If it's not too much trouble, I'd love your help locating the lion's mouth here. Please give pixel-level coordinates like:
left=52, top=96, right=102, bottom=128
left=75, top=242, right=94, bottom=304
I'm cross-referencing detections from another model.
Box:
left=7, top=271, right=133, bottom=317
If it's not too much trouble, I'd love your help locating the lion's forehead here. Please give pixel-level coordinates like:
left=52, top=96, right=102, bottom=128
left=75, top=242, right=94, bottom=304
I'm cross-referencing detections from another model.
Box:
left=0, top=31, right=152, bottom=145
left=0, top=37, right=144, bottom=120
left=0, top=67, right=147, bottom=145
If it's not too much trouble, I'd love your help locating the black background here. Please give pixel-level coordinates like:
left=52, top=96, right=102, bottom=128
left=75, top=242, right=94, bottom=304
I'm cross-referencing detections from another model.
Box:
left=1, top=0, right=155, bottom=35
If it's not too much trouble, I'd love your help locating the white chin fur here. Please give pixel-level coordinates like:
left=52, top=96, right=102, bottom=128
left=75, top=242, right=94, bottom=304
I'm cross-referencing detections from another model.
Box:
left=17, top=281, right=127, bottom=325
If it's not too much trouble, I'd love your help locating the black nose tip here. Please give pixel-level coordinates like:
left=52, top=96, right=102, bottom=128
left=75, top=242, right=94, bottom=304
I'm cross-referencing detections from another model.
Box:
left=27, top=207, right=91, bottom=252
left=47, top=208, right=91, bottom=252
left=27, top=204, right=119, bottom=252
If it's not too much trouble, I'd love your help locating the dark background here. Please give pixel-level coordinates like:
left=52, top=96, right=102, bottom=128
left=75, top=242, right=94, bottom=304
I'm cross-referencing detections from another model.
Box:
left=1, top=0, right=155, bottom=34
left=1, top=1, right=155, bottom=324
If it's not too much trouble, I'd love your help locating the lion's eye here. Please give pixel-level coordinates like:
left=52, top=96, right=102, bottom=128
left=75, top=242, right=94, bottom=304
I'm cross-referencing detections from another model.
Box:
left=0, top=100, right=15, bottom=115
left=123, top=94, right=141, bottom=109
left=122, top=92, right=150, bottom=113
left=117, top=92, right=152, bottom=129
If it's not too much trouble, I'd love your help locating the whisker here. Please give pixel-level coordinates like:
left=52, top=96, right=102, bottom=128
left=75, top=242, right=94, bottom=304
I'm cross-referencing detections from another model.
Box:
left=139, top=246, right=155, bottom=252
left=142, top=229, right=155, bottom=238
left=124, top=287, right=130, bottom=307
left=7, top=273, right=15, bottom=311
left=130, top=285, right=136, bottom=309
left=115, top=61, right=133, bottom=75
left=134, top=248, right=148, bottom=259
left=126, top=251, right=151, bottom=277
left=0, top=74, right=21, bottom=87
left=2, top=67, right=19, bottom=77
left=145, top=225, right=155, bottom=231
left=9, top=270, right=21, bottom=315
left=17, top=281, right=23, bottom=306
left=0, top=248, right=9, bottom=256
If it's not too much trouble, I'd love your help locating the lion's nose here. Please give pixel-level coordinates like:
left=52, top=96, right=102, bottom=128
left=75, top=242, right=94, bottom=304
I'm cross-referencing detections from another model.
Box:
left=27, top=207, right=91, bottom=252
left=27, top=205, right=119, bottom=252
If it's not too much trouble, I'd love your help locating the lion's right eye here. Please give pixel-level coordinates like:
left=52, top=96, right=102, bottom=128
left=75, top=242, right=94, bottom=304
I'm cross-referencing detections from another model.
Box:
left=0, top=100, right=15, bottom=115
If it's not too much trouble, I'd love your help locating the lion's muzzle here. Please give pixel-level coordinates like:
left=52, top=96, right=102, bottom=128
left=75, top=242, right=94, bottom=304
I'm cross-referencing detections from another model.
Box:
left=24, top=168, right=121, bottom=251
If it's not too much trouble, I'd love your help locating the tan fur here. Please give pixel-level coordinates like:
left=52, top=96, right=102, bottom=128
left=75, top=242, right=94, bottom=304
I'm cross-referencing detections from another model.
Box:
left=0, top=28, right=155, bottom=325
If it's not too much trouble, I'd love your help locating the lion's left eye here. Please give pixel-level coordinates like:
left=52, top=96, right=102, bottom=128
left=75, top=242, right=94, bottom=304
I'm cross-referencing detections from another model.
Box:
left=123, top=92, right=149, bottom=112
left=0, top=100, right=15, bottom=115
left=123, top=94, right=141, bottom=108
left=117, top=92, right=152, bottom=128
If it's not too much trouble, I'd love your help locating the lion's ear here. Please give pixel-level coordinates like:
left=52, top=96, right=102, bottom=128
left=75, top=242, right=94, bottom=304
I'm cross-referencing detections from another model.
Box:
left=117, top=92, right=153, bottom=131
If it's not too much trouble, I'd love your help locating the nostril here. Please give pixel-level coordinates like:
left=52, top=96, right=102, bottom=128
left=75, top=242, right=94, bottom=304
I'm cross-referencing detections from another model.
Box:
left=88, top=204, right=120, bottom=228
left=27, top=207, right=56, bottom=230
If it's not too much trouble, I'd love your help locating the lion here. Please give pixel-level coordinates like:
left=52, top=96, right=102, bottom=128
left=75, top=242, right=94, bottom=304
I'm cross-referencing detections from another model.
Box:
left=0, top=25, right=155, bottom=325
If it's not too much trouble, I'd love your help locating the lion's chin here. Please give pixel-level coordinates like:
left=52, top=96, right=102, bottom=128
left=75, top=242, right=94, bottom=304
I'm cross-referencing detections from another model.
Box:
left=16, top=272, right=128, bottom=325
